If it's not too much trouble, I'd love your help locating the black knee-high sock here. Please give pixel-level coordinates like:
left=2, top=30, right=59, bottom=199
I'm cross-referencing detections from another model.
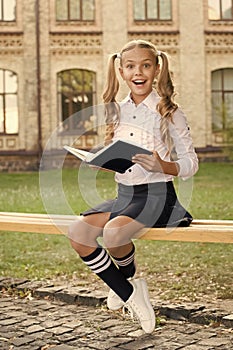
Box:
left=81, top=247, right=133, bottom=302
left=111, top=245, right=136, bottom=278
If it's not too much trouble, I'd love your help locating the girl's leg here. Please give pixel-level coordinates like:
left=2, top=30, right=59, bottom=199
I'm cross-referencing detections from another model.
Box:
left=68, top=212, right=110, bottom=256
left=111, top=244, right=136, bottom=278
left=104, top=216, right=142, bottom=310
left=68, top=213, right=134, bottom=302
left=103, top=216, right=155, bottom=333
left=68, top=214, right=155, bottom=333
left=103, top=215, right=144, bottom=277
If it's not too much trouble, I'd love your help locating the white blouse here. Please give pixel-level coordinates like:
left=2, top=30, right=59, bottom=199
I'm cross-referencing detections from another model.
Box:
left=113, top=90, right=199, bottom=186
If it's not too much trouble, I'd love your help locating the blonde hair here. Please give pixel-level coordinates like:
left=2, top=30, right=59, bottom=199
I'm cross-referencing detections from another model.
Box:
left=103, top=40, right=178, bottom=149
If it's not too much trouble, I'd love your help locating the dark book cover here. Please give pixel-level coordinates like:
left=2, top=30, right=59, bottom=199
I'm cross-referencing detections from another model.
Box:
left=64, top=140, right=152, bottom=173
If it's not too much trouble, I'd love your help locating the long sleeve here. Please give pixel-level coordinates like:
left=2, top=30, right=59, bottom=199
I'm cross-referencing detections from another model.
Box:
left=169, top=108, right=199, bottom=180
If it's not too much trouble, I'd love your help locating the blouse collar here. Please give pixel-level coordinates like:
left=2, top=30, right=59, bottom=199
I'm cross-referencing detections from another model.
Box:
left=120, top=89, right=160, bottom=112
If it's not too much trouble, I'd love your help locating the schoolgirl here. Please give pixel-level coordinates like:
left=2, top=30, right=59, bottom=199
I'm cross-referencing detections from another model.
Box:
left=68, top=40, right=199, bottom=333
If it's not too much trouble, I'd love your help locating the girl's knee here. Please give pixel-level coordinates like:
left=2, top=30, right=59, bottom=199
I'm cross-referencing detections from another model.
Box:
left=67, top=220, right=90, bottom=247
left=68, top=221, right=81, bottom=241
left=68, top=218, right=102, bottom=251
left=103, top=226, right=128, bottom=248
left=68, top=223, right=91, bottom=256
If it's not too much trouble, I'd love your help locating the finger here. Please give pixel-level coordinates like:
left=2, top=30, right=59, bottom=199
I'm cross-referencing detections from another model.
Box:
left=132, top=157, right=155, bottom=170
left=132, top=154, right=153, bottom=162
left=152, top=151, right=159, bottom=159
left=132, top=160, right=152, bottom=171
left=132, top=157, right=153, bottom=166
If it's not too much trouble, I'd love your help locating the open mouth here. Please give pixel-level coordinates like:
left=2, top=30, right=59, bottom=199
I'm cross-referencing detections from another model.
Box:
left=133, top=80, right=146, bottom=86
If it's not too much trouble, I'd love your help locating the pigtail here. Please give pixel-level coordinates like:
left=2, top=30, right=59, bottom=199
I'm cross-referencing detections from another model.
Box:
left=102, top=54, right=121, bottom=145
left=156, top=51, right=178, bottom=151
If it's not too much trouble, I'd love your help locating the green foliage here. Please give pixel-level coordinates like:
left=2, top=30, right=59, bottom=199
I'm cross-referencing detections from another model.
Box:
left=58, top=69, right=95, bottom=96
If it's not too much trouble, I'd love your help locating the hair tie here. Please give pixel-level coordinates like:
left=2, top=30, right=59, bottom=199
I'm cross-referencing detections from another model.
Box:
left=116, top=53, right=121, bottom=59
left=157, top=50, right=161, bottom=56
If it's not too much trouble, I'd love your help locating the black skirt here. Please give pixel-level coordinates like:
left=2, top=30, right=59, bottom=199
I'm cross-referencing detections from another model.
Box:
left=82, top=181, right=193, bottom=228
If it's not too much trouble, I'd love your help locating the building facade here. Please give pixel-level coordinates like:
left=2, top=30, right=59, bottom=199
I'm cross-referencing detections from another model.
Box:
left=0, top=0, right=233, bottom=171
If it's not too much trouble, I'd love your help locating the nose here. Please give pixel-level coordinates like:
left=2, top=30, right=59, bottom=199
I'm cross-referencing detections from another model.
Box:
left=135, top=65, right=143, bottom=75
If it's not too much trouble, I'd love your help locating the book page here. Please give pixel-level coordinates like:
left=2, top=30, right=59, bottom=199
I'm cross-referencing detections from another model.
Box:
left=64, top=145, right=93, bottom=161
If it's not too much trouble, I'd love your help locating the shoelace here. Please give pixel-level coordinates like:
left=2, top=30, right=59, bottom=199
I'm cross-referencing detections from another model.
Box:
left=123, top=303, right=149, bottom=326
left=122, top=305, right=135, bottom=321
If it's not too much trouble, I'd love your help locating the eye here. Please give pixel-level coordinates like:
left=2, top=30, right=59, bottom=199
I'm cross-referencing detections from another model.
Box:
left=126, top=64, right=134, bottom=69
left=144, top=63, right=151, bottom=68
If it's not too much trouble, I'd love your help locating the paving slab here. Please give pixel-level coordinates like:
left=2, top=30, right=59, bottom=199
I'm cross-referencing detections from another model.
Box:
left=0, top=278, right=233, bottom=349
left=0, top=293, right=232, bottom=350
left=1, top=277, right=233, bottom=327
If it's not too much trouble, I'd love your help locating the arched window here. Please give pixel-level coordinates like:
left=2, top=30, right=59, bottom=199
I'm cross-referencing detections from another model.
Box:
left=0, top=69, right=18, bottom=134
left=57, top=69, right=96, bottom=134
left=211, top=68, right=233, bottom=132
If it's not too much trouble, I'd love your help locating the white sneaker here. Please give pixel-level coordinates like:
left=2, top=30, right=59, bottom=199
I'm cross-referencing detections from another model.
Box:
left=107, top=289, right=124, bottom=310
left=125, top=278, right=155, bottom=334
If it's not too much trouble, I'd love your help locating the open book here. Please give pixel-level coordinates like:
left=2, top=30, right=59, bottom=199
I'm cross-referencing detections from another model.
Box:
left=64, top=140, right=152, bottom=173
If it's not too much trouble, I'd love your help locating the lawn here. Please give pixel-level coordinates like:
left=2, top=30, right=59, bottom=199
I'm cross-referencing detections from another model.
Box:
left=0, top=163, right=233, bottom=302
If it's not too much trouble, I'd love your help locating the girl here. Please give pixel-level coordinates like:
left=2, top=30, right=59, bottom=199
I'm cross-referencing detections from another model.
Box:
left=68, top=40, right=199, bottom=334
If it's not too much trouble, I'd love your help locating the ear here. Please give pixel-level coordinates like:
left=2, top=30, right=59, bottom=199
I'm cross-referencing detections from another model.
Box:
left=119, top=67, right=125, bottom=80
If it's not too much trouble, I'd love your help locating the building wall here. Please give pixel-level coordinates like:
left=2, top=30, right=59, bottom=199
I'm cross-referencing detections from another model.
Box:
left=0, top=0, right=232, bottom=171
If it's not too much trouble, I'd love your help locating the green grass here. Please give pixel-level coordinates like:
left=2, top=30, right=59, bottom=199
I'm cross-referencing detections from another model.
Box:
left=0, top=163, right=233, bottom=302
left=187, top=162, right=233, bottom=220
left=136, top=240, right=233, bottom=301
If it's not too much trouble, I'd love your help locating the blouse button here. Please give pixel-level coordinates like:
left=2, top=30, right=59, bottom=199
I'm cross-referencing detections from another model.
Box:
left=130, top=133, right=134, bottom=136
left=133, top=116, right=136, bottom=119
left=128, top=169, right=132, bottom=172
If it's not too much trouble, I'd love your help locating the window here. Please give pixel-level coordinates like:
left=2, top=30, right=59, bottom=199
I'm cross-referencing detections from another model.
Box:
left=0, top=69, right=18, bottom=134
left=57, top=69, right=96, bottom=134
left=208, top=0, right=233, bottom=20
left=133, top=0, right=172, bottom=21
left=56, top=0, right=95, bottom=21
left=0, top=0, right=16, bottom=21
left=211, top=69, right=233, bottom=131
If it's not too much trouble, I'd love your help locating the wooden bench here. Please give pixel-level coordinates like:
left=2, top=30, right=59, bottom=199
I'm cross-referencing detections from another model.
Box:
left=1, top=211, right=233, bottom=243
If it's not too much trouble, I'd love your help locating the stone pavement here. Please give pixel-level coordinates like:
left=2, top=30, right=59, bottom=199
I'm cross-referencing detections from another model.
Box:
left=0, top=278, right=232, bottom=350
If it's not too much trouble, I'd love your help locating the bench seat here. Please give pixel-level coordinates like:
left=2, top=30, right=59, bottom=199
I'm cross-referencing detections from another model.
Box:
left=1, top=211, right=233, bottom=243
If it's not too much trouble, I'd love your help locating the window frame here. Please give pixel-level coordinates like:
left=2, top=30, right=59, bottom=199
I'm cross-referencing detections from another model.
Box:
left=0, top=68, right=19, bottom=135
left=208, top=0, right=233, bottom=21
left=56, top=0, right=95, bottom=22
left=133, top=0, right=172, bottom=22
left=0, top=0, right=16, bottom=22
left=57, top=68, right=97, bottom=135
left=211, top=68, right=233, bottom=132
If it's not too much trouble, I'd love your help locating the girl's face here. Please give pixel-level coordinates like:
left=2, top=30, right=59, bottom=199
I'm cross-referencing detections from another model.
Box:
left=119, top=47, right=159, bottom=105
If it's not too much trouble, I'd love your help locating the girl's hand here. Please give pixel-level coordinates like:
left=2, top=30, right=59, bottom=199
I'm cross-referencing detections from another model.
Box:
left=132, top=151, right=179, bottom=176
left=132, top=151, right=164, bottom=173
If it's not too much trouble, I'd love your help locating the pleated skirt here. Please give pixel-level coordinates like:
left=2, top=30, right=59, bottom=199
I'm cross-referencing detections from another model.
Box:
left=82, top=181, right=192, bottom=228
